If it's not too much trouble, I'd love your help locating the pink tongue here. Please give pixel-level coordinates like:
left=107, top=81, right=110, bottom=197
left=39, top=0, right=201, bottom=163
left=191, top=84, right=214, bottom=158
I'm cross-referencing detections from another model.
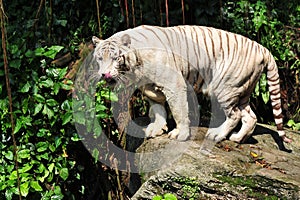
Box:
left=104, top=73, right=112, bottom=79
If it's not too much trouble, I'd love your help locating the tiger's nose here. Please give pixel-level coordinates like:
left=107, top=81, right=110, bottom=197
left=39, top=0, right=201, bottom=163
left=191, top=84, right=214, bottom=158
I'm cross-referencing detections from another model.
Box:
left=103, top=73, right=112, bottom=79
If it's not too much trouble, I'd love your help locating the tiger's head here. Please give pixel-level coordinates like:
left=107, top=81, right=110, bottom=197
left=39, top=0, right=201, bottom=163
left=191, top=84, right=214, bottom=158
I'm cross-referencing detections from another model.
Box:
left=92, top=34, right=139, bottom=83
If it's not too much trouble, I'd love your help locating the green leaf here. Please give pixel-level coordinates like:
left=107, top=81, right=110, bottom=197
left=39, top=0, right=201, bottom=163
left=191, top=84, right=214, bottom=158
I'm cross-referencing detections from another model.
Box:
left=4, top=151, right=14, bottom=160
left=46, top=98, right=58, bottom=107
left=164, top=193, right=177, bottom=200
left=19, top=164, right=33, bottom=173
left=30, top=181, right=43, bottom=192
left=60, top=82, right=73, bottom=90
left=34, top=47, right=45, bottom=56
left=42, top=104, right=54, bottom=119
left=18, top=149, right=31, bottom=159
left=22, top=98, right=29, bottom=114
left=5, top=189, right=13, bottom=200
left=37, top=128, right=48, bottom=137
left=34, top=103, right=43, bottom=115
left=62, top=112, right=72, bottom=125
left=20, top=82, right=31, bottom=93
left=92, top=148, right=99, bottom=163
left=58, top=67, right=68, bottom=79
left=40, top=78, right=54, bottom=88
left=10, top=59, right=21, bottom=69
left=61, top=99, right=71, bottom=110
left=20, top=182, right=29, bottom=197
left=56, top=19, right=68, bottom=27
left=38, top=169, right=49, bottom=182
left=34, top=94, right=45, bottom=103
left=9, top=171, right=18, bottom=180
left=43, top=46, right=64, bottom=59
left=152, top=196, right=163, bottom=200
left=53, top=82, right=61, bottom=95
left=96, top=104, right=107, bottom=112
left=287, top=119, right=296, bottom=127
left=262, top=91, right=270, bottom=104
left=55, top=137, right=62, bottom=148
left=14, top=118, right=22, bottom=134
left=48, top=163, right=55, bottom=172
left=49, top=144, right=56, bottom=152
left=25, top=49, right=35, bottom=58
left=59, top=168, right=69, bottom=181
left=36, top=142, right=48, bottom=152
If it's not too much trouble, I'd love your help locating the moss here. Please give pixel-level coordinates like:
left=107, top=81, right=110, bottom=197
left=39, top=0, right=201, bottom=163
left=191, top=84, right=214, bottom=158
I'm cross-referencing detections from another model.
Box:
left=213, top=172, right=298, bottom=199
left=160, top=176, right=201, bottom=200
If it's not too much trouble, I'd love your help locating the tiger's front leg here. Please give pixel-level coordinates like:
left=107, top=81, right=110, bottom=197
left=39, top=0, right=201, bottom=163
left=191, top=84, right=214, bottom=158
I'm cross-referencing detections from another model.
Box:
left=163, top=84, right=191, bottom=141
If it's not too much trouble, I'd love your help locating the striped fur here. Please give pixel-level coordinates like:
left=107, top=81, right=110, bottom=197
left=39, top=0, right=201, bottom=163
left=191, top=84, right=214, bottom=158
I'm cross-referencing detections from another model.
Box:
left=92, top=25, right=291, bottom=143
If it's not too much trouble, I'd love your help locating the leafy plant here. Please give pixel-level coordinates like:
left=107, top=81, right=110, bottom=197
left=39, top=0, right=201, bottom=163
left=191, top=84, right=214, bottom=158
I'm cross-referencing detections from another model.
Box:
left=153, top=193, right=178, bottom=200
left=0, top=44, right=77, bottom=199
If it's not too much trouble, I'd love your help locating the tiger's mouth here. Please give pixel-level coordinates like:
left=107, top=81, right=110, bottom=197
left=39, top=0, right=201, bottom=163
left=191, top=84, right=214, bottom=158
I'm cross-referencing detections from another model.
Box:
left=102, top=72, right=117, bottom=85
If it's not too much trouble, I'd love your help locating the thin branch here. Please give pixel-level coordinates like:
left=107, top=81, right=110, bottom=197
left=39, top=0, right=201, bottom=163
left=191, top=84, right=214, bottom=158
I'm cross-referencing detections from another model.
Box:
left=159, top=0, right=163, bottom=26
left=131, top=0, right=136, bottom=27
left=165, top=0, right=169, bottom=27
left=96, top=0, right=102, bottom=38
left=31, top=0, right=45, bottom=33
left=0, top=1, right=22, bottom=200
left=181, top=0, right=185, bottom=24
left=124, top=0, right=129, bottom=28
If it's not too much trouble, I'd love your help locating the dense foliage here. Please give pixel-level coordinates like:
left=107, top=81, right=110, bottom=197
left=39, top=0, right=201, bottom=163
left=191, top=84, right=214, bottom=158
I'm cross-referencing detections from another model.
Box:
left=0, top=0, right=299, bottom=199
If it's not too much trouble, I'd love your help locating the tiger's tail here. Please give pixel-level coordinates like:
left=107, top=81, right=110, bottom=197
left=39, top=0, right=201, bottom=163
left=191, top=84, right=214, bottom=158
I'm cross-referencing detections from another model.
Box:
left=266, top=54, right=292, bottom=143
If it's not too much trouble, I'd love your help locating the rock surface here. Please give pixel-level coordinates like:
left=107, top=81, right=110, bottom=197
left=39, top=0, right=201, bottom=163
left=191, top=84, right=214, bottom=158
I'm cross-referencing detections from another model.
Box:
left=131, top=124, right=300, bottom=199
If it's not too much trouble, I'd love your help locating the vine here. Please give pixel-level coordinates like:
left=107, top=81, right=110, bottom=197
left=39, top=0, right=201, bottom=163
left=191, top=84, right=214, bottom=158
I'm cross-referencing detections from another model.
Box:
left=0, top=1, right=21, bottom=199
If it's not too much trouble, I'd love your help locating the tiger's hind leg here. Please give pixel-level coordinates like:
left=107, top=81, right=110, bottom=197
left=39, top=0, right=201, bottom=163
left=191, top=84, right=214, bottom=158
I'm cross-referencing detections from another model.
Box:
left=229, top=104, right=257, bottom=143
left=206, top=106, right=241, bottom=142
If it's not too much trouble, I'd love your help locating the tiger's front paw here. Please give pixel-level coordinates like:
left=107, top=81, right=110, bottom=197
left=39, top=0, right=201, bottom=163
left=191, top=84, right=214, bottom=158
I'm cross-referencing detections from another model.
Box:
left=145, top=122, right=168, bottom=138
left=206, top=128, right=225, bottom=142
left=168, top=128, right=190, bottom=141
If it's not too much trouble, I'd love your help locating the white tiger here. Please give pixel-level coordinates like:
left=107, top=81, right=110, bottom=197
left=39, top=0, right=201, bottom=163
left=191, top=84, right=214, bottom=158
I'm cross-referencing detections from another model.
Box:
left=92, top=25, right=292, bottom=144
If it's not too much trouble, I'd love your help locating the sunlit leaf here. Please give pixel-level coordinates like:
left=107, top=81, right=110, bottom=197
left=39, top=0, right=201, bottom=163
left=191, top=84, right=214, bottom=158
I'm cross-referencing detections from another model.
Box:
left=43, top=46, right=64, bottom=59
left=34, top=94, right=45, bottom=103
left=59, top=168, right=69, bottom=181
left=46, top=98, right=58, bottom=107
left=261, top=91, right=270, bottom=104
left=13, top=118, right=22, bottom=134
left=34, top=103, right=43, bottom=115
left=152, top=195, right=163, bottom=200
left=40, top=79, right=54, bottom=88
left=30, top=181, right=43, bottom=192
left=4, top=151, right=13, bottom=160
left=18, top=149, right=31, bottom=159
left=20, top=182, right=29, bottom=197
left=19, top=164, right=33, bottom=173
left=20, top=82, right=31, bottom=93
left=36, top=142, right=48, bottom=152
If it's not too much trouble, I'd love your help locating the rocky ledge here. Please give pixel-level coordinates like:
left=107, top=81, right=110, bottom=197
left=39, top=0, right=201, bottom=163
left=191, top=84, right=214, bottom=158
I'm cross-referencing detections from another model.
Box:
left=132, top=124, right=300, bottom=199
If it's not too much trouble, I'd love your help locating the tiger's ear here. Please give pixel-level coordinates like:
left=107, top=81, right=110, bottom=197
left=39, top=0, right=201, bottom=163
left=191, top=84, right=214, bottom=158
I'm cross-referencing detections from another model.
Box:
left=121, top=34, right=131, bottom=47
left=92, top=36, right=103, bottom=45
